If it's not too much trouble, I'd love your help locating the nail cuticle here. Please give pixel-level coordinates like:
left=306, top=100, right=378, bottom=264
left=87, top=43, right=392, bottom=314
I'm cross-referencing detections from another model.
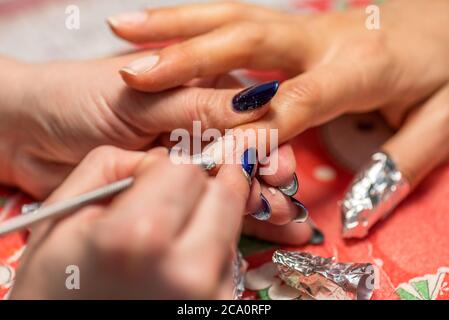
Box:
left=120, top=55, right=160, bottom=76
left=107, top=11, right=148, bottom=27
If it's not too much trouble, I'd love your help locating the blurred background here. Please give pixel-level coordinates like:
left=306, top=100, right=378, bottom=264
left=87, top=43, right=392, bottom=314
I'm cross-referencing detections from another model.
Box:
left=0, top=0, right=295, bottom=61
left=0, top=0, right=390, bottom=174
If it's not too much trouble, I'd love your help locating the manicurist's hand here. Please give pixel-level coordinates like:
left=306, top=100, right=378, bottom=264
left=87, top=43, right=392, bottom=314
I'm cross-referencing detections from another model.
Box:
left=0, top=56, right=284, bottom=198
left=0, top=55, right=312, bottom=244
left=11, top=146, right=248, bottom=299
left=110, top=0, right=449, bottom=193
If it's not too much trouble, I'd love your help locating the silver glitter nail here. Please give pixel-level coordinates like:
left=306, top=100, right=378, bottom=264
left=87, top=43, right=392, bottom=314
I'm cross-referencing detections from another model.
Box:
left=278, top=173, right=299, bottom=197
left=290, top=197, right=309, bottom=223
left=251, top=193, right=272, bottom=221
left=190, top=153, right=216, bottom=171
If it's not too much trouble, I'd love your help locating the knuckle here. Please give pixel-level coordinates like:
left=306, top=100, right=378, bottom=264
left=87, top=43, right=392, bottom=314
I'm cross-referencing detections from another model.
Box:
left=232, top=21, right=264, bottom=49
left=211, top=22, right=264, bottom=67
left=361, top=32, right=389, bottom=57
left=82, top=146, right=132, bottom=182
left=219, top=1, right=249, bottom=20
left=191, top=91, right=213, bottom=129
left=179, top=261, right=218, bottom=298
left=278, top=77, right=322, bottom=121
left=167, top=43, right=196, bottom=69
left=89, top=216, right=168, bottom=265
left=185, top=89, right=224, bottom=130
left=84, top=146, right=120, bottom=164
left=132, top=215, right=170, bottom=252
left=347, top=33, right=394, bottom=74
left=180, top=162, right=207, bottom=182
left=221, top=1, right=244, bottom=14
left=273, top=77, right=322, bottom=125
left=88, top=222, right=127, bottom=261
left=205, top=100, right=224, bottom=129
left=214, top=180, right=246, bottom=210
left=338, top=31, right=389, bottom=60
left=286, top=78, right=322, bottom=105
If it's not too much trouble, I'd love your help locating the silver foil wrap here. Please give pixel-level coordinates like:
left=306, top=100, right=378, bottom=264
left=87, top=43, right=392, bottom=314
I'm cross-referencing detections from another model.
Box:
left=273, top=250, right=375, bottom=300
left=341, top=151, right=410, bottom=238
left=233, top=251, right=246, bottom=300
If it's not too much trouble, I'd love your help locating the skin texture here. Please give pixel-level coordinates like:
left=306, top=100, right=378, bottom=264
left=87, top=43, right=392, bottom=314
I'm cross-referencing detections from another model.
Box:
left=7, top=0, right=449, bottom=299
left=11, top=146, right=248, bottom=299
left=0, top=55, right=310, bottom=238
left=111, top=0, right=449, bottom=189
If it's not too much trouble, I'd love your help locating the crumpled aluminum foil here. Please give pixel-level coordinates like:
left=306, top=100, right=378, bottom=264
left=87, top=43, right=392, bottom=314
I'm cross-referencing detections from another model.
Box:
left=233, top=251, right=246, bottom=300
left=341, top=151, right=410, bottom=238
left=272, top=250, right=375, bottom=300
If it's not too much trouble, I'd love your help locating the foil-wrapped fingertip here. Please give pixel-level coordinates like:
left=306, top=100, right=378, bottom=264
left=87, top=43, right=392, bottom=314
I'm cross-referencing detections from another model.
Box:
left=341, top=207, right=370, bottom=239
left=339, top=151, right=410, bottom=239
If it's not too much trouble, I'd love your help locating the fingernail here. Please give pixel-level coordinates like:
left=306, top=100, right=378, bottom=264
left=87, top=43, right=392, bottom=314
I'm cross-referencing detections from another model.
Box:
left=307, top=220, right=324, bottom=245
left=241, top=148, right=257, bottom=185
left=278, top=173, right=299, bottom=197
left=21, top=202, right=41, bottom=215
left=290, top=197, right=309, bottom=223
left=251, top=193, right=272, bottom=221
left=232, top=80, right=279, bottom=112
left=341, top=151, right=410, bottom=239
left=120, top=55, right=160, bottom=76
left=107, top=11, right=148, bottom=27
left=190, top=153, right=216, bottom=171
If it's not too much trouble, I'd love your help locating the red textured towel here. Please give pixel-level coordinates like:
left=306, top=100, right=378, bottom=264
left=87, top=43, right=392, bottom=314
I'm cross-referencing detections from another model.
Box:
left=241, top=127, right=449, bottom=300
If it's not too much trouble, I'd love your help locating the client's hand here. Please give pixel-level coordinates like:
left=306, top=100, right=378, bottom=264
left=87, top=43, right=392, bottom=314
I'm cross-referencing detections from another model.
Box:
left=0, top=56, right=274, bottom=198
left=0, top=56, right=313, bottom=244
left=111, top=0, right=449, bottom=192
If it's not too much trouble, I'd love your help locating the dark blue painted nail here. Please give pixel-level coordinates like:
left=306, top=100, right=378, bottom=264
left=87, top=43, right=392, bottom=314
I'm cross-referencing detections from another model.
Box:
left=241, top=148, right=257, bottom=184
left=290, top=197, right=309, bottom=223
left=307, top=219, right=324, bottom=245
left=251, top=193, right=272, bottom=221
left=278, top=173, right=299, bottom=197
left=309, top=227, right=325, bottom=245
left=232, top=80, right=279, bottom=112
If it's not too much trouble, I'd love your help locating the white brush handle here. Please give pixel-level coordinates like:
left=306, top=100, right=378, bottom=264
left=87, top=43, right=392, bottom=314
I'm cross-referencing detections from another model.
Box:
left=0, top=177, right=134, bottom=237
